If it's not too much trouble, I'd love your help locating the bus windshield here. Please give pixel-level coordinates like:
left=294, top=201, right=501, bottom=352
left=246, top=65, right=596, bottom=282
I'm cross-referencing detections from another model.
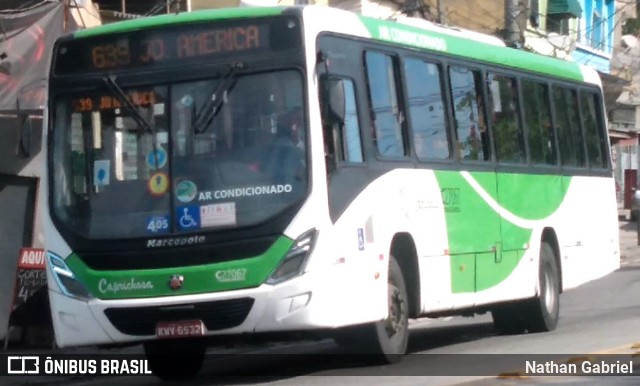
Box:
left=51, top=70, right=307, bottom=239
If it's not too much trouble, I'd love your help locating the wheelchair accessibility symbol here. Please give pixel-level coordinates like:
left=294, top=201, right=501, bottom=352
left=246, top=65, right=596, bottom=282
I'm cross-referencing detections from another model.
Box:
left=176, top=206, right=200, bottom=230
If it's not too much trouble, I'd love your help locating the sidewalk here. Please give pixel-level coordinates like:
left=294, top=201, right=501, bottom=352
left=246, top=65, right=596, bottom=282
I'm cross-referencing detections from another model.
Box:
left=618, top=208, right=640, bottom=264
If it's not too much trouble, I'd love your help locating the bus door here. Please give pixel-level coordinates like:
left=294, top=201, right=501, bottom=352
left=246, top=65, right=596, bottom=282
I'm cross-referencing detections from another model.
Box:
left=491, top=74, right=557, bottom=300
left=441, top=66, right=501, bottom=307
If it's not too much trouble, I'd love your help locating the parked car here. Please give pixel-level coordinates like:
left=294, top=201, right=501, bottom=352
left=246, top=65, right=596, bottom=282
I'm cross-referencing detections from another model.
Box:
left=632, top=187, right=640, bottom=221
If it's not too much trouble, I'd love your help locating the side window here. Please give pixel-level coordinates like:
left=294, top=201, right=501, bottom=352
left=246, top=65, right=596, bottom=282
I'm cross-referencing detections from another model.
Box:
left=448, top=66, right=490, bottom=161
left=324, top=79, right=363, bottom=163
left=553, top=86, right=585, bottom=167
left=365, top=51, right=406, bottom=158
left=522, top=80, right=555, bottom=165
left=342, top=80, right=364, bottom=163
left=404, top=58, right=449, bottom=160
left=320, top=77, right=363, bottom=174
left=488, top=73, right=525, bottom=163
left=581, top=90, right=608, bottom=169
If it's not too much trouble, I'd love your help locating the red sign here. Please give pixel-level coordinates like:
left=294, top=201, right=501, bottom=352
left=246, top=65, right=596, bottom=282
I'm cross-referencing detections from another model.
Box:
left=17, top=248, right=46, bottom=269
left=11, top=248, right=48, bottom=313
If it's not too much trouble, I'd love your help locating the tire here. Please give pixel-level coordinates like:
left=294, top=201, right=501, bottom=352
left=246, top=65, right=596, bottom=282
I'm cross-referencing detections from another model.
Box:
left=491, top=242, right=560, bottom=334
left=334, top=255, right=409, bottom=363
left=144, top=339, right=206, bottom=380
left=525, top=242, right=560, bottom=332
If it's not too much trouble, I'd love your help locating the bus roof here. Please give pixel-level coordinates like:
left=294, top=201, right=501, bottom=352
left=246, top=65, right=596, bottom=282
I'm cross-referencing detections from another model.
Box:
left=303, top=6, right=595, bottom=85
left=73, top=6, right=286, bottom=39
left=71, top=5, right=598, bottom=85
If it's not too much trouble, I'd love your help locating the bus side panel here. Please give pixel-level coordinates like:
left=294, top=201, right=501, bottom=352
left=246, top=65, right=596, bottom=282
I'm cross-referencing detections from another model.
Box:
left=331, top=169, right=455, bottom=316
left=558, top=175, right=620, bottom=290
left=433, top=170, right=500, bottom=310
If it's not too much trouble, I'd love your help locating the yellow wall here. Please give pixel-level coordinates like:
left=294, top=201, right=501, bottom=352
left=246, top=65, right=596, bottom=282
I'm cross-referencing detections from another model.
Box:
left=191, top=0, right=239, bottom=9
left=426, top=0, right=504, bottom=35
left=191, top=0, right=327, bottom=10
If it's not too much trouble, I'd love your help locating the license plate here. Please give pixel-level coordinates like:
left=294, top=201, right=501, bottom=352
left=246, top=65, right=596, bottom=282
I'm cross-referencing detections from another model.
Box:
left=156, top=320, right=205, bottom=339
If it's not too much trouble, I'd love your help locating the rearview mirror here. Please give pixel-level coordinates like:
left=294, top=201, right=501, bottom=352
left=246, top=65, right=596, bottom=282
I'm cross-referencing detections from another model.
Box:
left=321, top=77, right=346, bottom=125
left=17, top=115, right=32, bottom=158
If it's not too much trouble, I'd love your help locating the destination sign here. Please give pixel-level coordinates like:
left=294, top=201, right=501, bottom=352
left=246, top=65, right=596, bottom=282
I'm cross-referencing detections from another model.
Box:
left=90, top=25, right=265, bottom=70
left=54, top=20, right=285, bottom=75
left=72, top=90, right=157, bottom=112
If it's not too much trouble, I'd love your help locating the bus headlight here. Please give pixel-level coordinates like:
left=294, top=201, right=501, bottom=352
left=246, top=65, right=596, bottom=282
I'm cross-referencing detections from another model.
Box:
left=47, top=252, right=93, bottom=301
left=266, top=229, right=318, bottom=285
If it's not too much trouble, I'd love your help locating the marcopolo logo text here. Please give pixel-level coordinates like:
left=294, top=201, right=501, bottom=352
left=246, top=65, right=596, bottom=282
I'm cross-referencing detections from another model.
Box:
left=146, top=235, right=206, bottom=248
left=98, top=278, right=154, bottom=294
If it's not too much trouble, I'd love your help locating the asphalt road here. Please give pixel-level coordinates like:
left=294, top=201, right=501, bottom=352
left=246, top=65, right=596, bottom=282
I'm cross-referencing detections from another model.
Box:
left=5, top=254, right=640, bottom=386
left=4, top=216, right=640, bottom=385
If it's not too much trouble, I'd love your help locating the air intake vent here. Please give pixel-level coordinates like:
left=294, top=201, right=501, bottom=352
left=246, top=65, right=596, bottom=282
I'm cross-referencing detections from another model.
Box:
left=104, top=297, right=255, bottom=336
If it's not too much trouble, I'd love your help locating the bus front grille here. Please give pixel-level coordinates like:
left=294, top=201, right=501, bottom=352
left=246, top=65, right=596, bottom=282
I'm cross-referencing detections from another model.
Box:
left=103, top=297, right=255, bottom=336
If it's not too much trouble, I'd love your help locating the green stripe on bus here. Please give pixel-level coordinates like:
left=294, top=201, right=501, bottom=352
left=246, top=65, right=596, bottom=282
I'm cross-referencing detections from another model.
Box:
left=359, top=17, right=584, bottom=83
left=74, top=7, right=285, bottom=39
left=64, top=236, right=293, bottom=300
left=435, top=171, right=570, bottom=292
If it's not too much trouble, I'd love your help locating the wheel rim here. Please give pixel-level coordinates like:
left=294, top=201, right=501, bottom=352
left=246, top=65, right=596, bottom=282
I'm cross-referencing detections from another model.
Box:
left=385, top=283, right=406, bottom=338
left=542, top=267, right=557, bottom=313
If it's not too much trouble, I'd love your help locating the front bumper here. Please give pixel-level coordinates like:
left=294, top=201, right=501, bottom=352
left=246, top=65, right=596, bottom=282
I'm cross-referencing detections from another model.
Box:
left=50, top=264, right=386, bottom=347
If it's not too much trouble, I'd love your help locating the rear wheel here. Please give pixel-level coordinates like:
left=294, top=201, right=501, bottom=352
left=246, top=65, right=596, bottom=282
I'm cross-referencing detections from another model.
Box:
left=491, top=242, right=560, bottom=334
left=334, top=255, right=409, bottom=363
left=144, top=339, right=206, bottom=380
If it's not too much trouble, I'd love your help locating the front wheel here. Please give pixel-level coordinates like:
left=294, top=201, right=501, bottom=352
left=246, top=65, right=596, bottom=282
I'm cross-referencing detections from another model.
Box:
left=334, top=255, right=409, bottom=363
left=525, top=242, right=560, bottom=332
left=144, top=339, right=206, bottom=380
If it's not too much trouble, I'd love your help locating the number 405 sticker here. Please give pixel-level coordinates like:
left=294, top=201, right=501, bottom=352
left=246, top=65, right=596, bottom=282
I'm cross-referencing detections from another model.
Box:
left=146, top=216, right=170, bottom=234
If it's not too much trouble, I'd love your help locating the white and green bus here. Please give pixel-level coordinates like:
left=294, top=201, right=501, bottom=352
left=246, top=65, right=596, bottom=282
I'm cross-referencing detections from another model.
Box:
left=45, top=4, right=620, bottom=377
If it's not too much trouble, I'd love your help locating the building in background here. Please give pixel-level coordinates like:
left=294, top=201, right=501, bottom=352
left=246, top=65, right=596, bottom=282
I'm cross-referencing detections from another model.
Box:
left=609, top=1, right=640, bottom=207
left=95, top=0, right=327, bottom=22
left=573, top=0, right=616, bottom=73
left=0, top=0, right=97, bottom=347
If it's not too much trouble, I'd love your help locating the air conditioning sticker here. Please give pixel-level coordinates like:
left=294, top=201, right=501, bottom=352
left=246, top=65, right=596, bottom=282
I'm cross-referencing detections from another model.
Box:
left=200, top=202, right=236, bottom=227
left=176, top=180, right=197, bottom=203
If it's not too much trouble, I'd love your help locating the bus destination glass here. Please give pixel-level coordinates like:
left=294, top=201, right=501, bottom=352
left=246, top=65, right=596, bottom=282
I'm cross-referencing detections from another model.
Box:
left=54, top=19, right=298, bottom=75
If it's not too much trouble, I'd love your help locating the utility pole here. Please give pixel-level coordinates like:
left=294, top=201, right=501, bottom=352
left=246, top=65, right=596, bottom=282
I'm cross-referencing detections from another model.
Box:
left=437, top=0, right=445, bottom=24
left=504, top=0, right=520, bottom=47
left=437, top=0, right=444, bottom=24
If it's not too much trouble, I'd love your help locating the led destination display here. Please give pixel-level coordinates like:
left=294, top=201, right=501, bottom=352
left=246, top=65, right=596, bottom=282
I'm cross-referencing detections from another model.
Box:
left=53, top=19, right=299, bottom=74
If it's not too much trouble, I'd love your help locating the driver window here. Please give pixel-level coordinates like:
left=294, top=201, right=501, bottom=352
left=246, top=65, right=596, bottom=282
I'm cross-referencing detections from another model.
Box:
left=321, top=77, right=363, bottom=176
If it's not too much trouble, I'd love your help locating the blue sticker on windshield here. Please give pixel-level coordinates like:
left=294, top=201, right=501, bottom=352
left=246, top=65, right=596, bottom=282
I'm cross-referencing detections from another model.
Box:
left=93, top=160, right=110, bottom=186
left=176, top=180, right=197, bottom=203
left=146, top=216, right=170, bottom=234
left=146, top=146, right=167, bottom=170
left=176, top=206, right=200, bottom=230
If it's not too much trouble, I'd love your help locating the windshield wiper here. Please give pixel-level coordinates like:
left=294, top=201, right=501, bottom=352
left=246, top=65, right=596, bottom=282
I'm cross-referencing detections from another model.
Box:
left=103, top=75, right=160, bottom=169
left=193, top=62, right=244, bottom=134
